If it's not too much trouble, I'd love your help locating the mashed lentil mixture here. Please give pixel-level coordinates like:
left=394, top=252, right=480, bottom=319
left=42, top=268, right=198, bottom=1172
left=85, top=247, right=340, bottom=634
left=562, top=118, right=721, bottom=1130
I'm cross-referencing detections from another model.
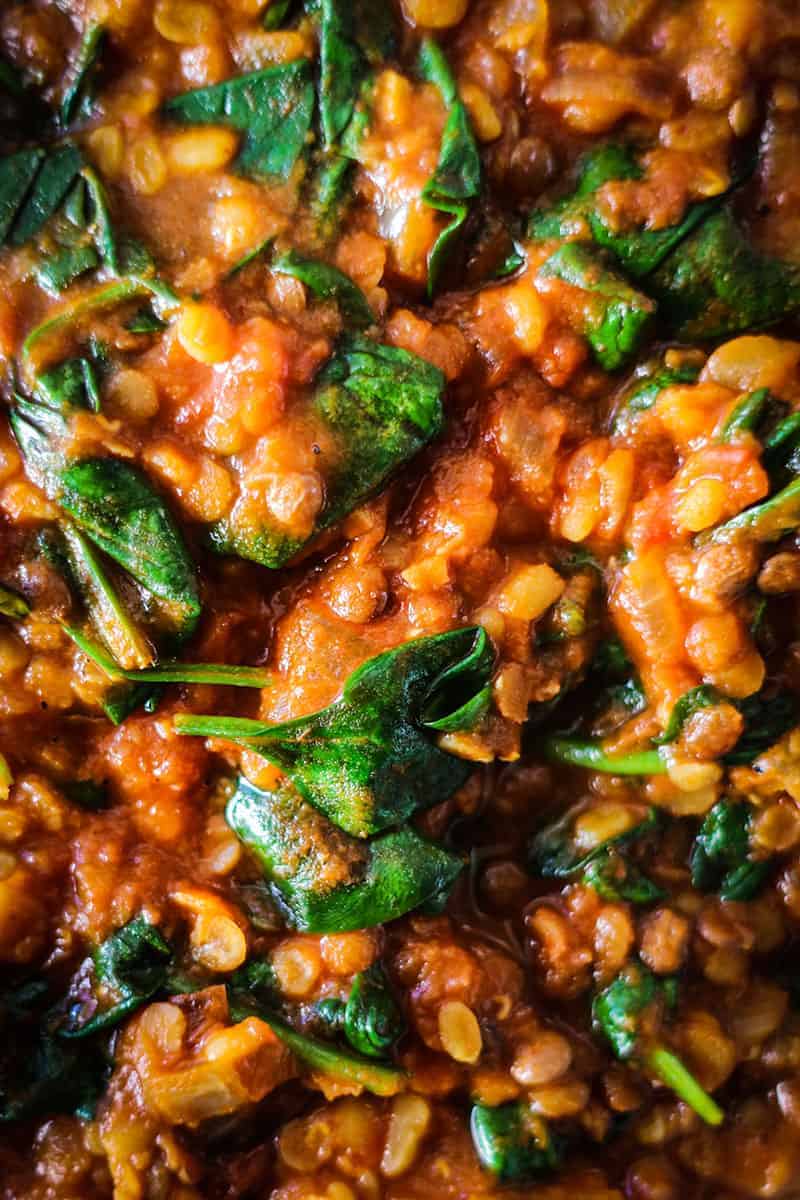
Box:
left=4, top=0, right=800, bottom=1196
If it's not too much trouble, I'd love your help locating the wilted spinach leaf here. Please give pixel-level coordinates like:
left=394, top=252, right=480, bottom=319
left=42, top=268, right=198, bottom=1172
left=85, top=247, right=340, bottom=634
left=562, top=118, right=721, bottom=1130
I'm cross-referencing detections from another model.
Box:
left=163, top=60, right=315, bottom=182
left=529, top=803, right=660, bottom=882
left=471, top=1103, right=563, bottom=1183
left=536, top=242, right=655, bottom=371
left=418, top=38, right=481, bottom=297
left=315, top=963, right=405, bottom=1058
left=690, top=799, right=772, bottom=901
left=58, top=458, right=201, bottom=637
left=593, top=962, right=724, bottom=1125
left=60, top=917, right=173, bottom=1038
left=61, top=24, right=106, bottom=127
left=0, top=581, right=29, bottom=619
left=308, top=0, right=394, bottom=149
left=272, top=248, right=373, bottom=327
left=223, top=776, right=463, bottom=932
left=177, top=626, right=492, bottom=837
left=209, top=334, right=445, bottom=568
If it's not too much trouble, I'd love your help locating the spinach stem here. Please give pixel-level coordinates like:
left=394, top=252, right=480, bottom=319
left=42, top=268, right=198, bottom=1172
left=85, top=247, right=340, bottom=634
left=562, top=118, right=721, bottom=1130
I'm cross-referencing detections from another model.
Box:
left=646, top=1045, right=724, bottom=1126
left=543, top=737, right=667, bottom=775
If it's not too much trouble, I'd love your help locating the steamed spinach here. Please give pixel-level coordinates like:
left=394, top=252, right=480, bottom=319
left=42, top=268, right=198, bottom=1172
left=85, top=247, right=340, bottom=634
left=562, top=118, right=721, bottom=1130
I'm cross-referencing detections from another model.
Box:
left=611, top=356, right=701, bottom=435
left=272, top=248, right=373, bottom=327
left=529, top=804, right=663, bottom=904
left=223, top=776, right=463, bottom=932
left=418, top=38, right=481, bottom=297
left=60, top=917, right=173, bottom=1038
left=61, top=24, right=106, bottom=127
left=0, top=581, right=29, bottom=619
left=209, top=335, right=445, bottom=568
left=529, top=141, right=730, bottom=279
left=536, top=243, right=655, bottom=370
left=163, top=60, right=315, bottom=182
left=314, top=963, right=405, bottom=1058
left=593, top=962, right=724, bottom=1125
left=690, top=799, right=772, bottom=901
left=653, top=685, right=720, bottom=745
left=308, top=0, right=394, bottom=150
left=65, top=625, right=273, bottom=689
left=0, top=143, right=83, bottom=248
left=471, top=1103, right=563, bottom=1183
left=651, top=207, right=800, bottom=340
left=176, top=626, right=493, bottom=837
left=58, top=458, right=201, bottom=637
left=229, top=982, right=405, bottom=1095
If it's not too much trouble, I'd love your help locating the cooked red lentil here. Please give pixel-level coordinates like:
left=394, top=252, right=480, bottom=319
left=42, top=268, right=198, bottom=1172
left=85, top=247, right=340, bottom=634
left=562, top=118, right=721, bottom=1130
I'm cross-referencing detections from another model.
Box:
left=4, top=0, right=800, bottom=1196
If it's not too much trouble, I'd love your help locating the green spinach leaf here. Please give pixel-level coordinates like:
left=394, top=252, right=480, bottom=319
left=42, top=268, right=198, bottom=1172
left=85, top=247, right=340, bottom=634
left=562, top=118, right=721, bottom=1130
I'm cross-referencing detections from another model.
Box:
left=58, top=458, right=201, bottom=637
left=536, top=243, right=655, bottom=371
left=272, top=248, right=373, bottom=327
left=611, top=356, right=701, bottom=435
left=61, top=24, right=106, bottom=127
left=60, top=917, right=173, bottom=1038
left=9, top=143, right=83, bottom=248
left=651, top=207, right=800, bottom=340
left=653, top=685, right=720, bottom=745
left=690, top=799, right=772, bottom=901
left=418, top=38, right=481, bottom=297
left=342, top=964, right=404, bottom=1058
left=309, top=0, right=394, bottom=150
left=176, top=627, right=492, bottom=837
left=471, top=1103, right=563, bottom=1183
left=0, top=581, right=29, bottom=619
left=593, top=962, right=723, bottom=1125
left=209, top=335, right=444, bottom=568
left=223, top=775, right=464, bottom=932
left=65, top=625, right=272, bottom=688
left=163, top=60, right=315, bottom=182
left=529, top=141, right=734, bottom=279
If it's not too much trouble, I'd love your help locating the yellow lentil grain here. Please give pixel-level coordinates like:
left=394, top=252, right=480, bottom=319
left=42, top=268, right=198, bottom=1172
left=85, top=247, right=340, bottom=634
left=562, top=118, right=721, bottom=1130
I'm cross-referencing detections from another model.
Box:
left=374, top=70, right=414, bottom=128
left=106, top=370, right=160, bottom=424
left=153, top=0, right=220, bottom=43
left=1, top=480, right=58, bottom=522
left=233, top=30, right=310, bottom=69
left=272, top=939, right=322, bottom=998
left=139, top=1002, right=187, bottom=1059
left=191, top=913, right=247, bottom=973
left=176, top=302, right=236, bottom=364
left=167, top=128, right=239, bottom=174
left=127, top=135, right=169, bottom=196
left=401, top=0, right=469, bottom=28
left=665, top=760, right=723, bottom=793
left=460, top=82, right=502, bottom=141
left=528, top=1080, right=590, bottom=1118
left=381, top=1094, right=432, bottom=1178
left=496, top=563, right=565, bottom=622
left=0, top=808, right=26, bottom=844
left=675, top=478, right=728, bottom=533
left=86, top=125, right=125, bottom=177
left=438, top=1000, right=482, bottom=1064
left=502, top=280, right=547, bottom=355
left=319, top=931, right=376, bottom=976
left=573, top=804, right=639, bottom=852
left=510, top=1032, right=573, bottom=1087
left=278, top=1116, right=333, bottom=1171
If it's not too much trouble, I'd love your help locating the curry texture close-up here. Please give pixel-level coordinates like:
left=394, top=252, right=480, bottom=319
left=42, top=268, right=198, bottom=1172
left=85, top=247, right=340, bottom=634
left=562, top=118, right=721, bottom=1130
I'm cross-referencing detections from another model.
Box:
left=4, top=0, right=800, bottom=1196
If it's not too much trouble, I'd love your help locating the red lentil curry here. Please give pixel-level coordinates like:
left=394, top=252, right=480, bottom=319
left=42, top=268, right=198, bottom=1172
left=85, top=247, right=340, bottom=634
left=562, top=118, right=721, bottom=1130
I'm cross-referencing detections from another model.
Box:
left=3, top=0, right=800, bottom=1197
